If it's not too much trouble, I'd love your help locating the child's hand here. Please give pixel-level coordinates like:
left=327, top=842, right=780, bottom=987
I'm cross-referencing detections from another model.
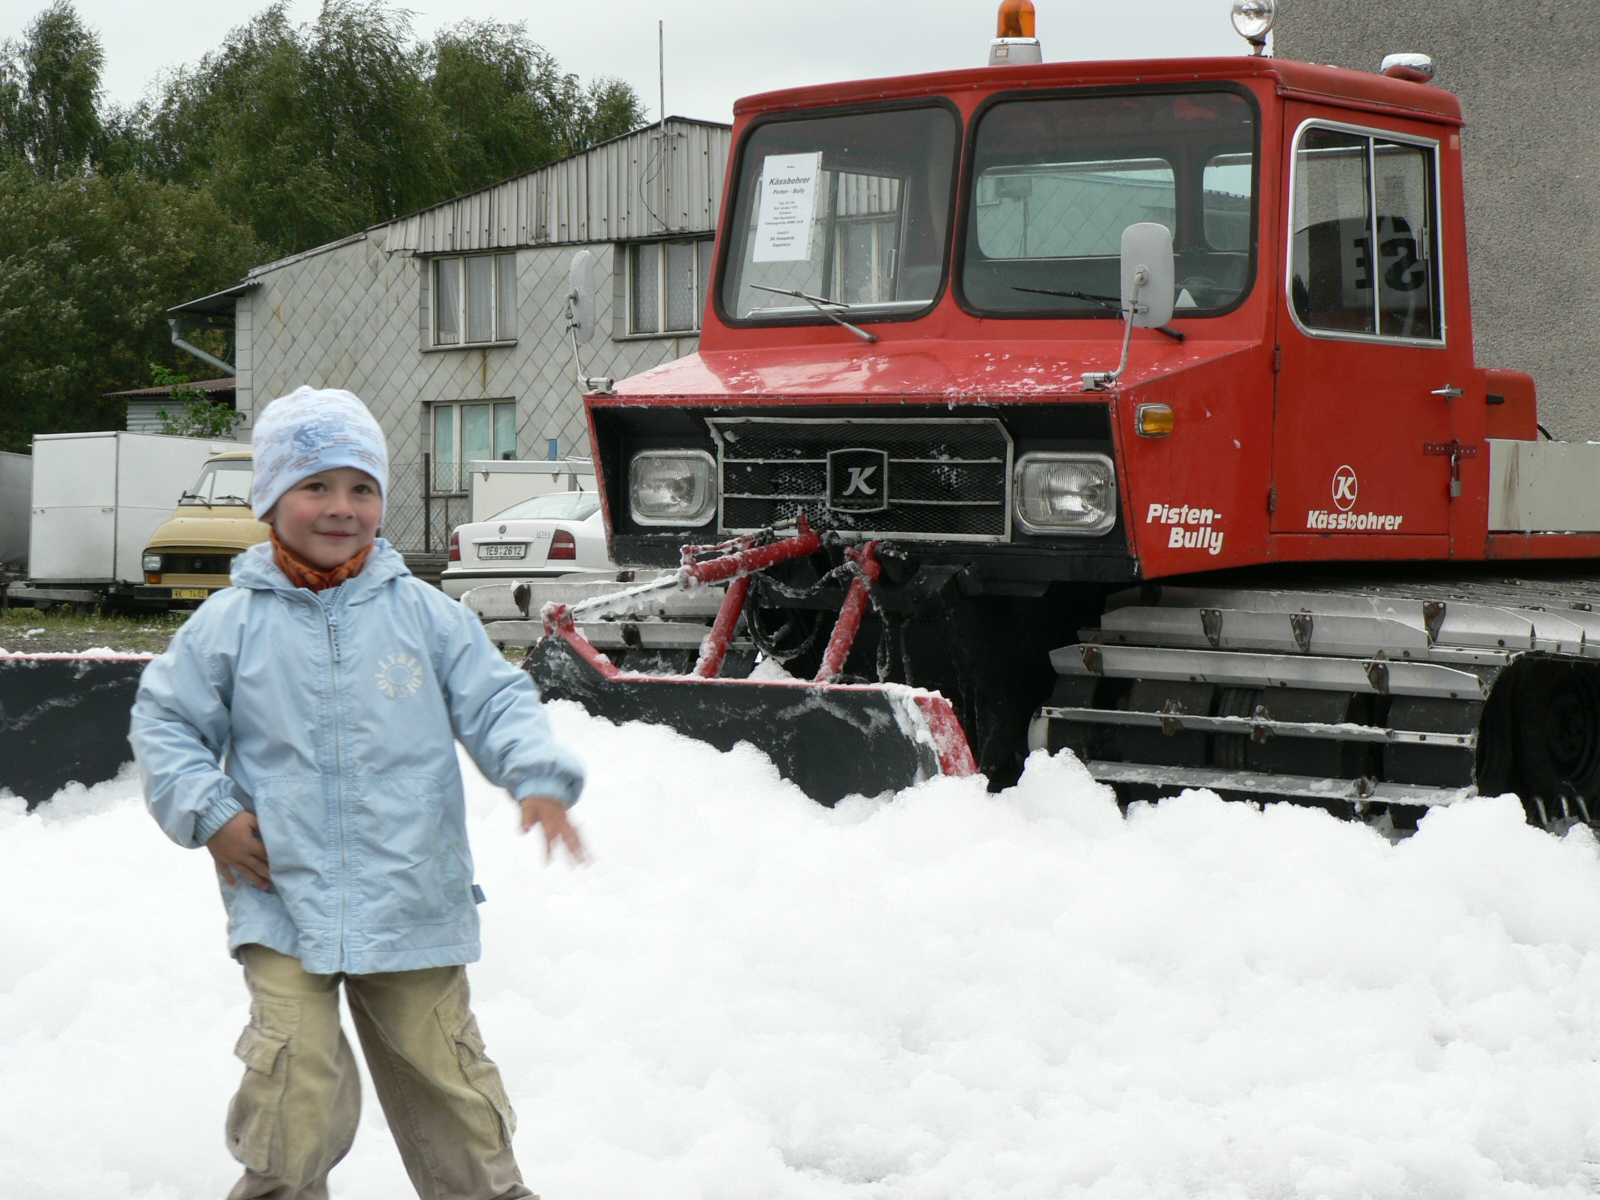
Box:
left=207, top=811, right=272, bottom=890
left=519, top=796, right=586, bottom=863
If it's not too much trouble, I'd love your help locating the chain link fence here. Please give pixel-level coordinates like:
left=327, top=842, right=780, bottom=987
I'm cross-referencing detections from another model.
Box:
left=383, top=457, right=468, bottom=555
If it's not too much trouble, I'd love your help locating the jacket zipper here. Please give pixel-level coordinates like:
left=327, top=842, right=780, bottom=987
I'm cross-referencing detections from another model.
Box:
left=320, top=592, right=348, bottom=970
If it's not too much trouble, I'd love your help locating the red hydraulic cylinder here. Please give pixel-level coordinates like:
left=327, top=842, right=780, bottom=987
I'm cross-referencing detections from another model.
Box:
left=814, top=542, right=881, bottom=683
left=694, top=574, right=753, bottom=678
left=681, top=515, right=822, bottom=588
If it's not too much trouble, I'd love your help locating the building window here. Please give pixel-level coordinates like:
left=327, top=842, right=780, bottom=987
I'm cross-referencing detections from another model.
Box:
left=431, top=400, right=517, bottom=492
left=433, top=253, right=518, bottom=346
left=628, top=239, right=713, bottom=335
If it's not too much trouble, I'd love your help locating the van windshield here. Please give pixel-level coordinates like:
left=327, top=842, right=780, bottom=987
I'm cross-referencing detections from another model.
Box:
left=720, top=105, right=959, bottom=325
left=182, top=460, right=254, bottom=506
left=961, top=90, right=1257, bottom=317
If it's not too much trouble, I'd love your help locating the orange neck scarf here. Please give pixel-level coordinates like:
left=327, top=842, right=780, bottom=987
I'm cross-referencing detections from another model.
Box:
left=270, top=529, right=375, bottom=593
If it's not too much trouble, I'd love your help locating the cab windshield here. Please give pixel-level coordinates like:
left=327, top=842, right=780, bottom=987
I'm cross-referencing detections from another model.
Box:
left=961, top=90, right=1257, bottom=317
left=181, top=459, right=254, bottom=506
left=720, top=105, right=959, bottom=324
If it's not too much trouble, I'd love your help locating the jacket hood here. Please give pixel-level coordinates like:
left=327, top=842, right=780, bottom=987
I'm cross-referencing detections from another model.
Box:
left=231, top=537, right=409, bottom=601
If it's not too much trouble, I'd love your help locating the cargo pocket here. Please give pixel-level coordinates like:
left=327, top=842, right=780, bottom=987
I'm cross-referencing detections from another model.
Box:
left=437, top=980, right=517, bottom=1148
left=226, top=1022, right=291, bottom=1173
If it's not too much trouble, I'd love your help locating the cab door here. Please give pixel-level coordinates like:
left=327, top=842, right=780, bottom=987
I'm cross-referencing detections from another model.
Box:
left=1271, top=112, right=1467, bottom=540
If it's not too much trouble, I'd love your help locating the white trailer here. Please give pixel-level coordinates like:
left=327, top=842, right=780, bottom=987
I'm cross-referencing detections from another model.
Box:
left=467, top=458, right=596, bottom=522
left=0, top=450, right=31, bottom=572
left=23, top=432, right=249, bottom=601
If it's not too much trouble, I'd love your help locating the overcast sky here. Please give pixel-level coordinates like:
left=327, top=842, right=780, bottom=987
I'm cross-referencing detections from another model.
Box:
left=46, top=1, right=1254, bottom=125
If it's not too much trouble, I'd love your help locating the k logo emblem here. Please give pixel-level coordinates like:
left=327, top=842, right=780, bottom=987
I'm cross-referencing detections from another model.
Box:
left=827, top=449, right=890, bottom=513
left=1332, top=465, right=1358, bottom=512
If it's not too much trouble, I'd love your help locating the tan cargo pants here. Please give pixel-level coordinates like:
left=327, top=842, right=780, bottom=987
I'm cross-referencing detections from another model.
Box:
left=225, top=944, right=535, bottom=1200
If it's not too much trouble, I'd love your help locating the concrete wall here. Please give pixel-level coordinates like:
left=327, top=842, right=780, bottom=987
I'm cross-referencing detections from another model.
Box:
left=1276, top=2, right=1600, bottom=439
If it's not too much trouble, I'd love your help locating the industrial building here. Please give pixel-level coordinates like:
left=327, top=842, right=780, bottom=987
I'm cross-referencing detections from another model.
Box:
left=168, top=117, right=731, bottom=554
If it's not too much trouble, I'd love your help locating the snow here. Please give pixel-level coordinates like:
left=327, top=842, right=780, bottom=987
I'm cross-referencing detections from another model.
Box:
left=5, top=705, right=1600, bottom=1199
left=0, top=647, right=152, bottom=659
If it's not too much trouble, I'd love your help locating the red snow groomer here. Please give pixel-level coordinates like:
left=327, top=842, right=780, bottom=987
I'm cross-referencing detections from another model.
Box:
left=526, top=1, right=1600, bottom=828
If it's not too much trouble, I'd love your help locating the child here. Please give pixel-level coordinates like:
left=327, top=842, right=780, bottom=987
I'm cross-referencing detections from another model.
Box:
left=130, top=385, right=584, bottom=1200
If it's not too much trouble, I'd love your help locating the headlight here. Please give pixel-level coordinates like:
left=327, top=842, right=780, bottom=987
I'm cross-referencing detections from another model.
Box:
left=1014, top=453, right=1117, bottom=535
left=629, top=450, right=716, bottom=526
left=142, top=553, right=163, bottom=573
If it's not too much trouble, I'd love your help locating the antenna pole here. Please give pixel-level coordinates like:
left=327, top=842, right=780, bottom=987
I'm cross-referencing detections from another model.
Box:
left=658, top=20, right=665, bottom=128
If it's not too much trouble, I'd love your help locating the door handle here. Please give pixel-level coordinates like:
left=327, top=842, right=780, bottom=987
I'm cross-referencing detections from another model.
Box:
left=1431, top=384, right=1464, bottom=400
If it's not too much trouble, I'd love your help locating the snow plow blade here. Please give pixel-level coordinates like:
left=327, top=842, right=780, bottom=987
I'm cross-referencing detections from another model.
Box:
left=525, top=627, right=973, bottom=805
left=520, top=520, right=977, bottom=805
left=0, top=656, right=150, bottom=808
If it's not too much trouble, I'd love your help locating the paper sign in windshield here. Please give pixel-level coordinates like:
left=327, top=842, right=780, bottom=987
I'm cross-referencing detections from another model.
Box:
left=753, top=152, right=822, bottom=262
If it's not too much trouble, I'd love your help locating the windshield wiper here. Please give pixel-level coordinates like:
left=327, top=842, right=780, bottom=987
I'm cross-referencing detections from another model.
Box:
left=212, top=494, right=250, bottom=504
left=748, top=284, right=878, bottom=343
left=1011, top=285, right=1185, bottom=342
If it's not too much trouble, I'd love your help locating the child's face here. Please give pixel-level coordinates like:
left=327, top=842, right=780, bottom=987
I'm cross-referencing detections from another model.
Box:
left=268, top=467, right=382, bottom=569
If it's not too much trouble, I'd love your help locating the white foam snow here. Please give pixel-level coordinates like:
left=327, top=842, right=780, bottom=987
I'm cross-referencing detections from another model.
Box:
left=4, top=705, right=1600, bottom=1198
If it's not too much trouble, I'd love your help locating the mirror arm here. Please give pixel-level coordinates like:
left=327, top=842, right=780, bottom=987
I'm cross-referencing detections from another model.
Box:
left=1081, top=268, right=1147, bottom=391
left=565, top=295, right=615, bottom=396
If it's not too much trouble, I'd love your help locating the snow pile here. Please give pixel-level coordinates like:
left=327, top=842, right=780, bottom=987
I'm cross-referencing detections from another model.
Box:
left=5, top=705, right=1600, bottom=1198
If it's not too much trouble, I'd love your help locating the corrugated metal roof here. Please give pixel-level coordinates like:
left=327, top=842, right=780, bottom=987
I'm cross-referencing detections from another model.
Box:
left=105, top=377, right=236, bottom=398
left=392, top=118, right=731, bottom=254
left=179, top=117, right=734, bottom=310
left=168, top=281, right=259, bottom=315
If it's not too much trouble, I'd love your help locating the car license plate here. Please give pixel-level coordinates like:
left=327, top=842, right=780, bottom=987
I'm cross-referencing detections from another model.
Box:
left=480, top=543, right=527, bottom=560
left=171, top=588, right=210, bottom=600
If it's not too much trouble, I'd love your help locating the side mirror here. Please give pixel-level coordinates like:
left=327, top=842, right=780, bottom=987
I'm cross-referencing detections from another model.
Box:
left=1121, top=222, right=1175, bottom=328
left=567, top=249, right=597, bottom=345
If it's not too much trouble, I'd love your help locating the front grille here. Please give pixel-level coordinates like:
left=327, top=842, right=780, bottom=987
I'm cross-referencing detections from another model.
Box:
left=159, top=553, right=235, bottom=576
left=710, top=417, right=1012, bottom=541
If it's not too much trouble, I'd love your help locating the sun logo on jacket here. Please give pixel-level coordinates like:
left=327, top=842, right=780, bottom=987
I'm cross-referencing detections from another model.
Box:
left=375, top=652, right=424, bottom=698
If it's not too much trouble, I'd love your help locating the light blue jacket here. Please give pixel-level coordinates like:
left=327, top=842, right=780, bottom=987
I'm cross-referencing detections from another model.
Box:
left=129, top=539, right=583, bottom=975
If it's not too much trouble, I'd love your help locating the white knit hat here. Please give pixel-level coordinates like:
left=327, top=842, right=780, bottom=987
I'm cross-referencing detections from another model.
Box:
left=250, top=386, right=389, bottom=520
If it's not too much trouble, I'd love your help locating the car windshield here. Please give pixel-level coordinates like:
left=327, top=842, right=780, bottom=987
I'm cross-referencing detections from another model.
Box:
left=721, top=105, right=959, bottom=324
left=491, top=492, right=600, bottom=522
left=961, top=90, right=1257, bottom=316
left=181, top=460, right=254, bottom=506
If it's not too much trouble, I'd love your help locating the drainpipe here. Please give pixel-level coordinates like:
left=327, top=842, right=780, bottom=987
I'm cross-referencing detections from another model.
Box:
left=168, top=318, right=235, bottom=376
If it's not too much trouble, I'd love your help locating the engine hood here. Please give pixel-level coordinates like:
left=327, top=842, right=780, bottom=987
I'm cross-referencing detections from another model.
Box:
left=611, top=337, right=1256, bottom=403
left=145, top=508, right=269, bottom=552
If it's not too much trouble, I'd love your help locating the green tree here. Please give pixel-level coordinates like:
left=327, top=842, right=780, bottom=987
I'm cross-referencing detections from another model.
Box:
left=150, top=365, right=245, bottom=438
left=0, top=170, right=259, bottom=452
left=0, top=0, right=103, bottom=179
left=141, top=1, right=451, bottom=259
left=137, top=2, right=646, bottom=258
left=430, top=21, right=644, bottom=189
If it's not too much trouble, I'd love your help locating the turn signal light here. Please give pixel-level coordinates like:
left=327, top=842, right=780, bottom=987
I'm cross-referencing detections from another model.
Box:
left=448, top=529, right=460, bottom=562
left=997, top=0, right=1035, bottom=37
left=549, top=530, right=577, bottom=560
left=1136, top=404, right=1175, bottom=437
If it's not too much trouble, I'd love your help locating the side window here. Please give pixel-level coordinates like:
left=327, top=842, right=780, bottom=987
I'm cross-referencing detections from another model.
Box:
left=1290, top=124, right=1441, bottom=340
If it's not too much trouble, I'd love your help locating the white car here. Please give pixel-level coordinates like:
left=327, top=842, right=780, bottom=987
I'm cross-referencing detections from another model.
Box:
left=441, top=491, right=611, bottom=599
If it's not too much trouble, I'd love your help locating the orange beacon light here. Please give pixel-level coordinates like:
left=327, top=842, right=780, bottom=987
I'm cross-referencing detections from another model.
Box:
left=997, top=0, right=1036, bottom=39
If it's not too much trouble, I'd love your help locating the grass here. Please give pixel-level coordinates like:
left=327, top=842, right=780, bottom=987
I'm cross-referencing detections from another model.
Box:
left=0, top=604, right=191, bottom=654
left=0, top=601, right=529, bottom=663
